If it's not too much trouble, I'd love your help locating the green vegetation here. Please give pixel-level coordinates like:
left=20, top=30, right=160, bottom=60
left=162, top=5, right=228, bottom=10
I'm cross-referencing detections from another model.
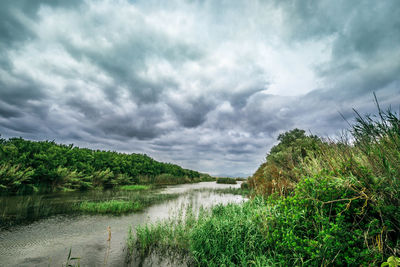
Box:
left=128, top=201, right=270, bottom=266
left=79, top=200, right=142, bottom=214
left=381, top=256, right=400, bottom=267
left=0, top=137, right=212, bottom=195
left=216, top=177, right=237, bottom=184
left=64, top=248, right=80, bottom=267
left=77, top=192, right=179, bottom=215
left=128, top=205, right=200, bottom=263
left=129, top=100, right=400, bottom=266
left=119, top=185, right=151, bottom=191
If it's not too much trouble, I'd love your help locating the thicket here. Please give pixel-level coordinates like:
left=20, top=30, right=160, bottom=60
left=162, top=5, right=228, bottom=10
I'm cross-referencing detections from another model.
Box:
left=0, top=137, right=211, bottom=195
left=130, top=101, right=400, bottom=266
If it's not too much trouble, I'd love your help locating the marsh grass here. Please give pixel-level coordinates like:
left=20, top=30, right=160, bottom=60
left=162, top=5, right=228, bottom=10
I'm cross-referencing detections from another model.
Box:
left=128, top=200, right=274, bottom=266
left=119, top=185, right=151, bottom=191
left=77, top=192, right=180, bottom=215
left=79, top=200, right=143, bottom=214
left=127, top=204, right=205, bottom=264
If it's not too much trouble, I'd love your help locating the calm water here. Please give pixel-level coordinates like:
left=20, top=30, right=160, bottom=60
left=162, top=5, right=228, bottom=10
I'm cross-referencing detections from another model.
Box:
left=0, top=182, right=245, bottom=266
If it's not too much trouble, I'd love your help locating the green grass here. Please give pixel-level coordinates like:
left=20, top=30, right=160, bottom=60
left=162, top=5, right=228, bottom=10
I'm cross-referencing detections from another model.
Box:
left=128, top=205, right=205, bottom=264
left=79, top=200, right=143, bottom=214
left=216, top=177, right=237, bottom=184
left=78, top=193, right=180, bottom=215
left=129, top=189, right=385, bottom=266
left=128, top=200, right=278, bottom=266
left=119, top=185, right=151, bottom=191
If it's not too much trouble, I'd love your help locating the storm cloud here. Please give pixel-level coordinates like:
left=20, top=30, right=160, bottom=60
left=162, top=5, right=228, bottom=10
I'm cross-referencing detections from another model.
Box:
left=1, top=0, right=399, bottom=176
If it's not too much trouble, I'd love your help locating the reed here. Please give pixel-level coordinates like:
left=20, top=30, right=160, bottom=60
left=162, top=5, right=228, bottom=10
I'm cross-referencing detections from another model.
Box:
left=79, top=200, right=143, bottom=214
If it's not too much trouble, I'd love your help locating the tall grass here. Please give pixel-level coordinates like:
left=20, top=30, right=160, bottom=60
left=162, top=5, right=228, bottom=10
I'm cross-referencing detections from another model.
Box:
left=77, top=192, right=180, bottom=215
left=79, top=200, right=142, bottom=214
left=127, top=205, right=207, bottom=265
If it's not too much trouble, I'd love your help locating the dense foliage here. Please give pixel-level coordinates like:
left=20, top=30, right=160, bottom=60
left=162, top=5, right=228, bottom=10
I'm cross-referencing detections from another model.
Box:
left=249, top=128, right=321, bottom=195
left=130, top=102, right=400, bottom=266
left=0, top=137, right=211, bottom=195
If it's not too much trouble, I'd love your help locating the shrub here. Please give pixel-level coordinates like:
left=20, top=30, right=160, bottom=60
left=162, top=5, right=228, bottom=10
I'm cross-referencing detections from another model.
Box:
left=0, top=163, right=36, bottom=194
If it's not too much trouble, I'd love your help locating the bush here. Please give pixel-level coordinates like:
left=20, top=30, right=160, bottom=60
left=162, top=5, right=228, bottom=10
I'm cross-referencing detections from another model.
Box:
left=0, top=163, right=36, bottom=195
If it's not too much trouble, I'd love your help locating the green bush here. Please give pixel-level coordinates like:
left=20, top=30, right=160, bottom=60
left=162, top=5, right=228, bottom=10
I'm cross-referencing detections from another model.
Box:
left=0, top=163, right=35, bottom=195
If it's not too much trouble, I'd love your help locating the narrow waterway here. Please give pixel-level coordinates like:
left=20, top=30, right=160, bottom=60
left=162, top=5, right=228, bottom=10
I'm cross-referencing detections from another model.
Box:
left=0, top=182, right=246, bottom=266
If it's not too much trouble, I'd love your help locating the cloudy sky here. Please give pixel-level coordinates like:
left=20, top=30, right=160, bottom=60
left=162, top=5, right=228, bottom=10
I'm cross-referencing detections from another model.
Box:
left=1, top=0, right=399, bottom=176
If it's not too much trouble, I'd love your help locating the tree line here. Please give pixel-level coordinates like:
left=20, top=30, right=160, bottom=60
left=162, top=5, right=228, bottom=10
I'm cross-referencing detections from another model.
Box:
left=0, top=136, right=210, bottom=195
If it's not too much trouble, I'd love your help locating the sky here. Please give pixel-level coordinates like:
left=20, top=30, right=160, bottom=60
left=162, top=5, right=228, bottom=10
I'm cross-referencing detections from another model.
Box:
left=0, top=0, right=399, bottom=177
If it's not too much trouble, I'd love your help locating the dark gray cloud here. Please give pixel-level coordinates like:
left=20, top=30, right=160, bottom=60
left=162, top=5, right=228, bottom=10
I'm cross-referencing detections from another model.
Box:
left=0, top=0, right=399, bottom=176
left=0, top=100, right=23, bottom=118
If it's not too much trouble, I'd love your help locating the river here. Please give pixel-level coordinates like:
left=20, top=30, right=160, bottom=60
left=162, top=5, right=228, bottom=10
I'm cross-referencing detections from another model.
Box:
left=0, top=182, right=246, bottom=266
